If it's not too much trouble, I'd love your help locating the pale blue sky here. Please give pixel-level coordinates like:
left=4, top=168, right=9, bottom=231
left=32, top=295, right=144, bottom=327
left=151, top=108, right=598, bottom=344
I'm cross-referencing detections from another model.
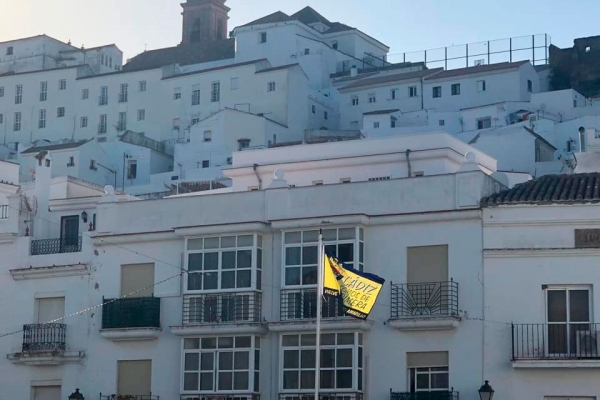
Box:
left=2, top=0, right=599, bottom=62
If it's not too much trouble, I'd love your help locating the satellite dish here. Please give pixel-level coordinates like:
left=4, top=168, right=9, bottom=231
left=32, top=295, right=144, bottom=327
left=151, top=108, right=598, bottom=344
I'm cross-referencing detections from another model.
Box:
left=464, top=152, right=476, bottom=163
left=104, top=185, right=115, bottom=195
left=273, top=168, right=285, bottom=180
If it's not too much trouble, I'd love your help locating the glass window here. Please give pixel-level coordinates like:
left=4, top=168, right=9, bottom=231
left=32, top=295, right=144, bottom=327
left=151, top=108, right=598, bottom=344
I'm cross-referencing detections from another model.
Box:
left=409, top=366, right=449, bottom=392
left=211, top=82, right=221, bottom=102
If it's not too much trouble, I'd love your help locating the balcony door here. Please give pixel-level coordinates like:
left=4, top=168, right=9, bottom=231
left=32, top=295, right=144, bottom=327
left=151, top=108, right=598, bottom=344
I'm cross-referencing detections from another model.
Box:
left=121, top=263, right=155, bottom=297
left=406, top=245, right=449, bottom=315
left=60, top=215, right=79, bottom=251
left=33, top=386, right=62, bottom=400
left=37, top=297, right=65, bottom=324
left=546, top=288, right=591, bottom=356
left=118, top=360, right=152, bottom=397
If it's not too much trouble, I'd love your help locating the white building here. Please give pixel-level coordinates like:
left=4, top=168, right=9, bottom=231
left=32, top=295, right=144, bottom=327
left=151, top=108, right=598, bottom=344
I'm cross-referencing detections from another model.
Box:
left=481, top=173, right=600, bottom=399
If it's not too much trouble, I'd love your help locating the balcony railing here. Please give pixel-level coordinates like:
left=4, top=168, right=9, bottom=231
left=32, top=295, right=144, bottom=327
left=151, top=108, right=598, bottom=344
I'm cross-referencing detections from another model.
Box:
left=390, top=391, right=459, bottom=400
left=102, top=297, right=161, bottom=329
left=30, top=236, right=82, bottom=255
left=390, top=281, right=459, bottom=319
left=22, top=323, right=66, bottom=352
left=280, top=393, right=363, bottom=400
left=0, top=204, right=8, bottom=219
left=280, top=288, right=346, bottom=321
left=512, top=323, right=600, bottom=360
left=101, top=395, right=159, bottom=400
left=183, top=292, right=262, bottom=325
left=181, top=394, right=259, bottom=400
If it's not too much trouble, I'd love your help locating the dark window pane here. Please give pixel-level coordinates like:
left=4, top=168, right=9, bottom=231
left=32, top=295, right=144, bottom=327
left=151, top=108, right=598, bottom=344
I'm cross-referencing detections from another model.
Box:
left=302, top=266, right=317, bottom=285
left=286, top=247, right=301, bottom=265
left=321, top=349, right=335, bottom=368
left=255, top=349, right=260, bottom=370
left=235, top=336, right=251, bottom=348
left=322, top=229, right=337, bottom=241
left=336, top=369, right=353, bottom=388
left=358, top=346, right=363, bottom=367
left=203, top=271, right=218, bottom=290
left=284, top=350, right=299, bottom=368
left=282, top=335, right=299, bottom=346
left=301, top=349, right=316, bottom=368
left=284, top=371, right=299, bottom=389
left=302, top=246, right=318, bottom=264
left=285, top=232, right=301, bottom=244
left=184, top=372, right=198, bottom=390
left=200, top=373, right=213, bottom=390
left=547, top=290, right=567, bottom=322
left=257, top=270, right=262, bottom=290
left=431, top=372, right=449, bottom=389
left=337, top=333, right=354, bottom=345
left=184, top=338, right=200, bottom=349
left=416, top=373, right=429, bottom=389
left=219, top=351, right=233, bottom=370
left=237, top=270, right=251, bottom=288
left=301, top=334, right=316, bottom=346
left=254, top=371, right=260, bottom=392
left=234, top=371, right=249, bottom=390
left=185, top=353, right=199, bottom=370
left=201, top=352, right=214, bottom=370
left=221, top=271, right=235, bottom=289
left=203, top=252, right=218, bottom=270
left=237, top=250, right=252, bottom=269
left=320, top=370, right=335, bottom=389
left=218, top=337, right=234, bottom=348
left=321, top=333, right=335, bottom=345
left=337, top=348, right=353, bottom=367
left=187, top=272, right=202, bottom=290
left=218, top=372, right=233, bottom=390
left=324, top=244, right=336, bottom=257
left=339, top=228, right=355, bottom=240
left=234, top=351, right=249, bottom=369
left=548, top=324, right=568, bottom=354
left=201, top=337, right=216, bottom=349
left=359, top=242, right=364, bottom=262
left=188, top=253, right=202, bottom=271
left=358, top=369, right=363, bottom=390
left=300, top=371, right=315, bottom=389
left=338, top=243, right=354, bottom=262
left=222, top=251, right=236, bottom=269
left=257, top=248, right=262, bottom=269
left=285, top=267, right=301, bottom=286
left=569, top=290, right=590, bottom=322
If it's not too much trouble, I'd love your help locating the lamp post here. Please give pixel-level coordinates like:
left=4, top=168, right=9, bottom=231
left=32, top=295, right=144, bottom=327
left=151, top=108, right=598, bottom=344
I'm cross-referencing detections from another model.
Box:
left=478, top=380, right=495, bottom=400
left=68, top=388, right=85, bottom=400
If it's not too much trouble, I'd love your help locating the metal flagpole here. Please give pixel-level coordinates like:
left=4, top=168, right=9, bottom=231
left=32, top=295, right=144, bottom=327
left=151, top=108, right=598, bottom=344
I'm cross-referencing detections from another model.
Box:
left=315, top=229, right=323, bottom=400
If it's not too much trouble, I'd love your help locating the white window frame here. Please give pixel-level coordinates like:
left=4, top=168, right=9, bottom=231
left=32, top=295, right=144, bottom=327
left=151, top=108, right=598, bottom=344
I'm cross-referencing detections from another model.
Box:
left=139, top=80, right=147, bottom=92
left=80, top=116, right=88, bottom=128
left=280, top=332, right=363, bottom=393
left=13, top=112, right=21, bottom=131
left=259, top=32, right=267, bottom=43
left=432, top=86, right=442, bottom=98
left=451, top=83, right=460, bottom=96
left=409, top=86, right=418, bottom=97
left=82, top=88, right=89, bottom=100
left=192, top=89, right=201, bottom=106
left=230, top=77, right=239, bottom=90
left=211, top=81, right=221, bottom=102
left=40, top=81, right=48, bottom=101
left=119, top=83, right=128, bottom=103
left=118, top=111, right=127, bottom=130
left=368, top=93, right=376, bottom=103
left=391, top=88, right=398, bottom=100
left=203, top=130, right=212, bottom=142
left=15, top=84, right=22, bottom=104
left=100, top=86, right=108, bottom=105
left=138, top=109, right=146, bottom=121
left=38, top=109, right=46, bottom=129
left=477, top=80, right=486, bottom=92
left=174, top=87, right=182, bottom=100
left=57, top=107, right=65, bottom=118
left=374, top=122, right=380, bottom=128
left=408, top=365, right=449, bottom=392
left=527, top=79, right=533, bottom=93
left=99, top=114, right=107, bottom=134
left=477, top=117, right=491, bottom=129
left=59, top=79, right=67, bottom=90
left=351, top=96, right=359, bottom=106
left=268, top=82, right=276, bottom=92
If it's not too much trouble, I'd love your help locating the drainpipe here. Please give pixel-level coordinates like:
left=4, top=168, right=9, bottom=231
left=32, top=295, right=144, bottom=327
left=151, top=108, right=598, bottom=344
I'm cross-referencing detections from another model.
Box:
left=253, top=163, right=262, bottom=190
left=405, top=149, right=412, bottom=177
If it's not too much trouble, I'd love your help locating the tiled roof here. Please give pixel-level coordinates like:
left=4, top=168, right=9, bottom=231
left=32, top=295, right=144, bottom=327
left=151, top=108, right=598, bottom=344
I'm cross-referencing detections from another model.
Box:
left=363, top=109, right=399, bottom=115
left=240, top=11, right=292, bottom=27
left=21, top=139, right=92, bottom=154
left=123, top=39, right=235, bottom=72
left=424, top=61, right=529, bottom=81
left=481, top=173, right=600, bottom=206
left=324, top=22, right=355, bottom=34
left=340, top=68, right=443, bottom=91
left=239, top=7, right=354, bottom=34
left=290, top=7, right=331, bottom=26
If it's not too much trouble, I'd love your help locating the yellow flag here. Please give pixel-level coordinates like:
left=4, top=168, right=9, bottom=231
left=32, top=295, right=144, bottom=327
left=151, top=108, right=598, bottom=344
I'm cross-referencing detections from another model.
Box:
left=323, top=252, right=385, bottom=320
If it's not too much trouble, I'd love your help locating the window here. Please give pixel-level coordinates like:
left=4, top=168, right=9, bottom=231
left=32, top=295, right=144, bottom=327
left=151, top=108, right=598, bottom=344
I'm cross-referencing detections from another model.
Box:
left=391, top=117, right=397, bottom=128
left=38, top=109, right=46, bottom=129
left=268, top=82, right=276, bottom=92
left=260, top=32, right=267, bottom=43
left=477, top=80, right=486, bottom=92
left=101, top=54, right=105, bottom=65
left=32, top=385, right=62, bottom=400
left=432, top=86, right=442, bottom=98
left=311, top=105, right=316, bottom=114
left=118, top=360, right=151, bottom=397
left=324, top=111, right=328, bottom=120
left=408, top=352, right=449, bottom=393
left=90, top=159, right=97, bottom=170
left=204, top=130, right=212, bottom=142
left=127, top=160, right=137, bottom=179
left=138, top=109, right=146, bottom=121
left=80, top=116, right=88, bottom=128
left=186, top=234, right=262, bottom=291
left=369, top=176, right=390, bottom=181
left=118, top=112, right=127, bottom=131
left=139, top=80, right=147, bottom=92
left=312, top=180, right=324, bottom=186
left=59, top=79, right=67, bottom=90
left=0, top=114, right=3, bottom=124
left=109, top=57, right=112, bottom=68
left=439, top=120, right=445, bottom=126
left=0, top=86, right=4, bottom=97
left=238, top=139, right=250, bottom=151
left=351, top=96, right=359, bottom=106
left=192, top=88, right=201, bottom=105
left=409, top=86, right=418, bottom=97
left=374, top=122, right=380, bottom=128
left=173, top=118, right=180, bottom=130
left=15, top=84, right=22, bottom=104
left=174, top=87, right=182, bottom=100
left=211, top=82, right=221, bottom=102
left=40, top=81, right=48, bottom=101
left=191, top=117, right=200, bottom=125
left=281, top=333, right=363, bottom=391
left=391, top=88, right=398, bottom=100
left=230, top=77, right=239, bottom=90
left=304, top=48, right=310, bottom=55
left=100, top=86, right=108, bottom=105
left=527, top=79, right=533, bottom=93
left=13, top=112, right=21, bottom=131
left=574, top=99, right=578, bottom=108
left=477, top=117, right=492, bottom=129
left=332, top=41, right=338, bottom=50
left=284, top=228, right=364, bottom=287
left=119, top=83, right=128, bottom=103
left=451, top=83, right=460, bottom=95
left=545, top=287, right=591, bottom=356
left=368, top=93, right=376, bottom=103
left=98, top=114, right=107, bottom=134
left=6, top=46, right=13, bottom=55
left=82, top=88, right=89, bottom=100
left=201, top=160, right=210, bottom=169
left=57, top=107, right=65, bottom=118
left=182, top=336, right=260, bottom=393
left=340, top=178, right=351, bottom=184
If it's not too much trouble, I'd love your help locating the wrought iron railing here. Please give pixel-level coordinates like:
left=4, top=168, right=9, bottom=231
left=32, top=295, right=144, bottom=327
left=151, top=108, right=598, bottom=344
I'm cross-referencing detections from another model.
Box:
left=181, top=394, right=259, bottom=400
left=280, top=289, right=346, bottom=321
left=102, top=297, right=161, bottom=329
left=100, top=395, right=159, bottom=400
left=390, top=391, right=458, bottom=400
left=182, top=292, right=262, bottom=325
left=390, top=281, right=459, bottom=319
left=280, top=393, right=363, bottom=400
left=22, top=323, right=66, bottom=352
left=512, top=323, right=600, bottom=360
left=30, top=236, right=82, bottom=255
left=0, top=204, right=8, bottom=219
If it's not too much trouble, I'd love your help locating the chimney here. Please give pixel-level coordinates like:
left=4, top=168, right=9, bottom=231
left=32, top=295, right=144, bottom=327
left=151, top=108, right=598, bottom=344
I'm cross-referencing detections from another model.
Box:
left=33, top=151, right=52, bottom=238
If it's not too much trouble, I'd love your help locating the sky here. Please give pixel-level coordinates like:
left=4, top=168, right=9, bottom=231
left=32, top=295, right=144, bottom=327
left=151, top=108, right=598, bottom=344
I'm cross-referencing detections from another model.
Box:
left=2, top=0, right=599, bottom=63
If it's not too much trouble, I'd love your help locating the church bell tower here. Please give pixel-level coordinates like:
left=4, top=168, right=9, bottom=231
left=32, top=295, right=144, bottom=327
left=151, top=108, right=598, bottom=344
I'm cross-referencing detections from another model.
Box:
left=181, top=0, right=230, bottom=44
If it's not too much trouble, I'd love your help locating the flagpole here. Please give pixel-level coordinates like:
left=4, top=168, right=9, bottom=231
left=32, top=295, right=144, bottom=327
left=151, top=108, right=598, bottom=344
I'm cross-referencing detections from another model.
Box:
left=315, top=229, right=323, bottom=400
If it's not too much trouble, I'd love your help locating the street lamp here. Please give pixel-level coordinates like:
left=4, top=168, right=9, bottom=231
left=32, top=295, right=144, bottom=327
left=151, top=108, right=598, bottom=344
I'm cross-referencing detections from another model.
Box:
left=68, top=388, right=85, bottom=400
left=478, top=380, right=495, bottom=400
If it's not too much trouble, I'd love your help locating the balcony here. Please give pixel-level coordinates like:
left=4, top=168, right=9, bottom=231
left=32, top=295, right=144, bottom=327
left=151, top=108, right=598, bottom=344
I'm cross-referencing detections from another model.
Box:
left=30, top=236, right=82, bottom=255
left=181, top=394, right=259, bottom=400
left=511, top=323, right=600, bottom=368
left=100, top=297, right=161, bottom=341
left=389, top=281, right=460, bottom=331
left=0, top=204, right=8, bottom=219
left=101, top=394, right=159, bottom=400
left=8, top=323, right=84, bottom=365
left=280, top=393, right=363, bottom=400
left=170, top=292, right=266, bottom=336
left=390, top=391, right=459, bottom=400
left=269, top=289, right=371, bottom=333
